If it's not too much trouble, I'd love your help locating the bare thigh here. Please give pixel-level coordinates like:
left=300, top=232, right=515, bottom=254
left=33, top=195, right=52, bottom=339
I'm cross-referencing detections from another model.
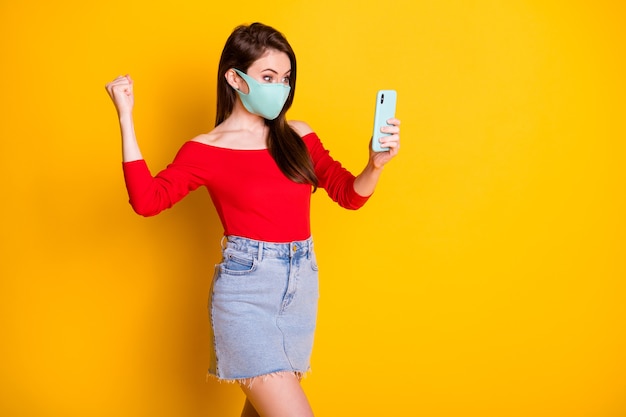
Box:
left=240, top=373, right=313, bottom=417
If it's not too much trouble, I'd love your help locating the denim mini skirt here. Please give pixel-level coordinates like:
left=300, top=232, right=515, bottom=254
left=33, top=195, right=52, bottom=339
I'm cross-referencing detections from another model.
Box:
left=208, top=235, right=319, bottom=382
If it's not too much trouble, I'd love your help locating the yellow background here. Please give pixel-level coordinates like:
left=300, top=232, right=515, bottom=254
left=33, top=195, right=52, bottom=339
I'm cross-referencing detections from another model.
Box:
left=1, top=0, right=625, bottom=416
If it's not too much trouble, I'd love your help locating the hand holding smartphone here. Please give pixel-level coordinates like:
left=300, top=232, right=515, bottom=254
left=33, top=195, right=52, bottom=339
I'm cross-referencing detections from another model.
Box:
left=371, top=89, right=397, bottom=152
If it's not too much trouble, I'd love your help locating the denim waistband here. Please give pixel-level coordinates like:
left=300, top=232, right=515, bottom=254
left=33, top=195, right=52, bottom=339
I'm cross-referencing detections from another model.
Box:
left=222, top=235, right=313, bottom=260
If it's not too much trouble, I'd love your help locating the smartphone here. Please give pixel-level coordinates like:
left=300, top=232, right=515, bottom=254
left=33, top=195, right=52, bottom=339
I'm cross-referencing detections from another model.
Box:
left=371, top=89, right=397, bottom=152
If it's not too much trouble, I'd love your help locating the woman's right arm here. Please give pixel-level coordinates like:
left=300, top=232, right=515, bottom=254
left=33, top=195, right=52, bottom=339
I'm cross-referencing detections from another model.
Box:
left=105, top=75, right=143, bottom=162
left=105, top=75, right=208, bottom=217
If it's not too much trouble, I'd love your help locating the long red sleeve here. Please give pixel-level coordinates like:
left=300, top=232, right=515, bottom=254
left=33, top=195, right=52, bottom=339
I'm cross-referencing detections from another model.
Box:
left=122, top=132, right=370, bottom=242
left=303, top=133, right=370, bottom=210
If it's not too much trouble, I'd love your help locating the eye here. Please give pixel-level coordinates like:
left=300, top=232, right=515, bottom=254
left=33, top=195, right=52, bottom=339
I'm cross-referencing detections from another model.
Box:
left=281, top=76, right=291, bottom=85
left=262, top=75, right=273, bottom=83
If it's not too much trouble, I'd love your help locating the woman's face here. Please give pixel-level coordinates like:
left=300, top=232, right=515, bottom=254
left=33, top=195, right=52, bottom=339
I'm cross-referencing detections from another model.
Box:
left=235, top=49, right=291, bottom=94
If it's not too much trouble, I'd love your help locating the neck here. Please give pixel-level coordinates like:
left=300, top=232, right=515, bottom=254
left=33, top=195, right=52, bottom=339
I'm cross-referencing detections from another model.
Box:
left=225, top=100, right=268, bottom=133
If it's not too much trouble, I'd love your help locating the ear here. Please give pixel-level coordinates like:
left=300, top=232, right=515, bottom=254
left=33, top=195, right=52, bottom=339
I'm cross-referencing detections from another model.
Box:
left=225, top=69, right=240, bottom=90
left=225, top=69, right=250, bottom=94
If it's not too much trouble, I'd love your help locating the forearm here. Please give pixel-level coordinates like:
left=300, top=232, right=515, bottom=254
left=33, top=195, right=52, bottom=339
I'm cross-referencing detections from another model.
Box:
left=118, top=112, right=143, bottom=162
left=353, top=162, right=384, bottom=197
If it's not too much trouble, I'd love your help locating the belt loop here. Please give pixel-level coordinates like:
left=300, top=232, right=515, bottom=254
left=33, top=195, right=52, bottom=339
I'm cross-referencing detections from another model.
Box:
left=307, top=238, right=312, bottom=259
left=257, top=240, right=264, bottom=261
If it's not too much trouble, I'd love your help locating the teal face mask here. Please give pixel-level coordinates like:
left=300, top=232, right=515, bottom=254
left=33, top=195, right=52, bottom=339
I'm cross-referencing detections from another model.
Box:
left=232, top=68, right=291, bottom=120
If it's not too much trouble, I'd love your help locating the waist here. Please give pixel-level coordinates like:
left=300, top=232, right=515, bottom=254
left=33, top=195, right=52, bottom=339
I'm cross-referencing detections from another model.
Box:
left=222, top=235, right=314, bottom=259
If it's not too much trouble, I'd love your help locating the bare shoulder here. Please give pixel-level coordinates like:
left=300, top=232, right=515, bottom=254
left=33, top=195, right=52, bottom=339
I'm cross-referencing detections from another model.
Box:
left=288, top=120, right=314, bottom=137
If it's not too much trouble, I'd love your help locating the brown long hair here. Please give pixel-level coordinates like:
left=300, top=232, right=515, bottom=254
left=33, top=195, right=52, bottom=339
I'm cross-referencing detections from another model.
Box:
left=215, top=22, right=318, bottom=189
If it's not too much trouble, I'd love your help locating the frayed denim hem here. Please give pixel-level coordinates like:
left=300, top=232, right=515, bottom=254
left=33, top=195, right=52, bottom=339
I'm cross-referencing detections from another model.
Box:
left=206, top=369, right=311, bottom=389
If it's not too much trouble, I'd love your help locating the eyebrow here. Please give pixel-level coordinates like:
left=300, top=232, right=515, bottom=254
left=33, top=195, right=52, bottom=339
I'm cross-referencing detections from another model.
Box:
left=261, top=68, right=292, bottom=75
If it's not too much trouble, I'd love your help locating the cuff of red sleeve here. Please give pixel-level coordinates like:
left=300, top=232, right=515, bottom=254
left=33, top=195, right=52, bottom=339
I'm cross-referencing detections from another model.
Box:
left=346, top=177, right=372, bottom=209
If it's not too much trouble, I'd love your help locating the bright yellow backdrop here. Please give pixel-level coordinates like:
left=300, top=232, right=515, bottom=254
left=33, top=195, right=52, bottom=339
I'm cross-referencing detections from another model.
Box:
left=1, top=1, right=625, bottom=416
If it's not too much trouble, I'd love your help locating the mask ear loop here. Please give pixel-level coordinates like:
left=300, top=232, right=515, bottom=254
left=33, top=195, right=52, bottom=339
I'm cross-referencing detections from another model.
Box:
left=231, top=68, right=251, bottom=94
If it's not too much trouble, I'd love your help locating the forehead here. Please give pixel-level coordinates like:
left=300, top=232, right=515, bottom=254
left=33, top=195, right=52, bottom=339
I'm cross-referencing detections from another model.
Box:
left=248, top=49, right=291, bottom=73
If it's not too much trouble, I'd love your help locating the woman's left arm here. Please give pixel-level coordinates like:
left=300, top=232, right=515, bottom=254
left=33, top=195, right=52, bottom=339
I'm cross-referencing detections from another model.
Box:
left=353, top=118, right=401, bottom=196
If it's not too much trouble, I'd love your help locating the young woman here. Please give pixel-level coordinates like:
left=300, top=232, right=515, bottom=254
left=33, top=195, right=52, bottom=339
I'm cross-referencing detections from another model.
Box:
left=105, top=22, right=400, bottom=417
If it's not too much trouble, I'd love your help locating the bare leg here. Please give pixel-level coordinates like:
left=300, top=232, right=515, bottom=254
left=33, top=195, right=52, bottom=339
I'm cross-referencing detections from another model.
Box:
left=240, top=373, right=313, bottom=417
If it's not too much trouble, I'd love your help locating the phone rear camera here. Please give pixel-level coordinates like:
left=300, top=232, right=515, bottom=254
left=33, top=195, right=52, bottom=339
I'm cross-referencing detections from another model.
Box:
left=381, top=94, right=385, bottom=104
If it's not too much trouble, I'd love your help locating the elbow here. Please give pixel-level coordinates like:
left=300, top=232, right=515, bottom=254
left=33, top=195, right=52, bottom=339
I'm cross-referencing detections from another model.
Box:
left=342, top=201, right=367, bottom=211
left=333, top=192, right=369, bottom=210
left=126, top=188, right=177, bottom=217
left=326, top=186, right=371, bottom=210
left=129, top=200, right=163, bottom=217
